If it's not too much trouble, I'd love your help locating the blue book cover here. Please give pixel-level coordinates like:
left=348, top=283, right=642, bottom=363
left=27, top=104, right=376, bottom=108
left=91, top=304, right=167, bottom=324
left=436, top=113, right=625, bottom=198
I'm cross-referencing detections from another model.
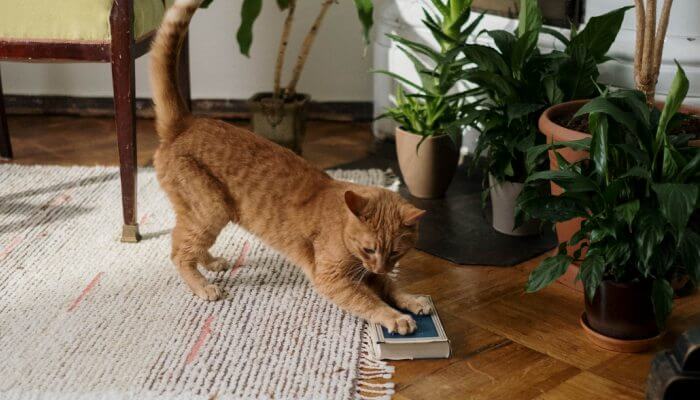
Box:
left=369, top=296, right=450, bottom=359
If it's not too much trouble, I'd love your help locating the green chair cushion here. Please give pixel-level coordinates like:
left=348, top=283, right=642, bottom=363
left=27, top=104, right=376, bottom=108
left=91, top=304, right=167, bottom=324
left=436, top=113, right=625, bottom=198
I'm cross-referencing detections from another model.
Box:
left=0, top=0, right=173, bottom=42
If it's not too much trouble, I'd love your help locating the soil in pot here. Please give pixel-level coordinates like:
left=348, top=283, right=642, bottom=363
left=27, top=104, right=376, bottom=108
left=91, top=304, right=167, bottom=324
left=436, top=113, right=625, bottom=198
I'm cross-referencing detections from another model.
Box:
left=488, top=175, right=541, bottom=236
left=248, top=93, right=310, bottom=154
left=583, top=279, right=662, bottom=352
left=395, top=128, right=461, bottom=199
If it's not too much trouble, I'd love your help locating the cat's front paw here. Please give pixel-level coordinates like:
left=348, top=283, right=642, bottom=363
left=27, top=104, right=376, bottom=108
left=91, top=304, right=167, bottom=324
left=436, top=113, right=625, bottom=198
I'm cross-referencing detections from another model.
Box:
left=195, top=284, right=224, bottom=301
left=380, top=312, right=417, bottom=335
left=203, top=257, right=230, bottom=272
left=396, top=294, right=433, bottom=316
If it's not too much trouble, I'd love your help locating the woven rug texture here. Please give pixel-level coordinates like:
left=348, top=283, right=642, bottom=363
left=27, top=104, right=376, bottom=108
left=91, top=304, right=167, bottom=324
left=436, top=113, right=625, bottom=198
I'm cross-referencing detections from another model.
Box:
left=0, top=165, right=393, bottom=400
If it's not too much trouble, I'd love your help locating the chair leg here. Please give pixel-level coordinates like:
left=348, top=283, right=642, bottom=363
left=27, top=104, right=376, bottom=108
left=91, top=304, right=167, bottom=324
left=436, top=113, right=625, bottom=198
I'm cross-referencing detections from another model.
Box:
left=111, top=3, right=139, bottom=243
left=178, top=33, right=192, bottom=111
left=0, top=67, right=12, bottom=160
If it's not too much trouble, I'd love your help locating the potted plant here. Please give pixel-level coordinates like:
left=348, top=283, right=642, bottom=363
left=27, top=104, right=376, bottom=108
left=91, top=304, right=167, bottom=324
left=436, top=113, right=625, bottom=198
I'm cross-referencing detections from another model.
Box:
left=234, top=0, right=374, bottom=153
left=376, top=0, right=483, bottom=198
left=520, top=64, right=700, bottom=352
left=460, top=0, right=630, bottom=235
left=538, top=0, right=700, bottom=289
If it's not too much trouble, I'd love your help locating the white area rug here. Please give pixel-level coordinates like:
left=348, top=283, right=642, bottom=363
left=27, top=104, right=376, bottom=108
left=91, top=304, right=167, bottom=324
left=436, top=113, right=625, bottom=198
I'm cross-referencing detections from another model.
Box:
left=0, top=165, right=395, bottom=400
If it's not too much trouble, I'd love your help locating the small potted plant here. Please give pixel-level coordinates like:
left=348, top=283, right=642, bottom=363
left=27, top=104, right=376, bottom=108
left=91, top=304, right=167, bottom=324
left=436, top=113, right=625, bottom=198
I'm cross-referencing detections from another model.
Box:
left=461, top=0, right=629, bottom=235
left=538, top=0, right=700, bottom=287
left=235, top=0, right=374, bottom=153
left=376, top=0, right=482, bottom=198
left=520, top=64, right=699, bottom=352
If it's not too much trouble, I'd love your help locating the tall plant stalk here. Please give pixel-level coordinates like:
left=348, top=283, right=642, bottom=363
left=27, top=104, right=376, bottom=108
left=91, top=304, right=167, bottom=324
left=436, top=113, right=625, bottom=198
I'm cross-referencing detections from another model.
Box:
left=286, top=0, right=334, bottom=96
left=274, top=0, right=297, bottom=99
left=633, top=0, right=675, bottom=105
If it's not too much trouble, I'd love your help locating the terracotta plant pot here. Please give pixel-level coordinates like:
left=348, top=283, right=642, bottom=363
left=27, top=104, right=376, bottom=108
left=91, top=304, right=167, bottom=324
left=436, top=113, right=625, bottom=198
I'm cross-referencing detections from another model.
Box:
left=248, top=92, right=310, bottom=154
left=395, top=127, right=460, bottom=199
left=582, top=279, right=664, bottom=352
left=488, top=174, right=540, bottom=236
left=539, top=100, right=591, bottom=291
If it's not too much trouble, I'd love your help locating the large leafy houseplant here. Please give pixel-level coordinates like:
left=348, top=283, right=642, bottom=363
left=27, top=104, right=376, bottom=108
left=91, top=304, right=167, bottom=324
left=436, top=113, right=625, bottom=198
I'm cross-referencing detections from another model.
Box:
left=376, top=0, right=483, bottom=198
left=229, top=0, right=374, bottom=152
left=459, top=0, right=629, bottom=235
left=519, top=64, right=699, bottom=338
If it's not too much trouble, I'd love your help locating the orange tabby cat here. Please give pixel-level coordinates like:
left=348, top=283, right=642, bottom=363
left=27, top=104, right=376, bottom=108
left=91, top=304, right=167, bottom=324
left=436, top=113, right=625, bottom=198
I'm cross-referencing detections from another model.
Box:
left=150, top=0, right=431, bottom=334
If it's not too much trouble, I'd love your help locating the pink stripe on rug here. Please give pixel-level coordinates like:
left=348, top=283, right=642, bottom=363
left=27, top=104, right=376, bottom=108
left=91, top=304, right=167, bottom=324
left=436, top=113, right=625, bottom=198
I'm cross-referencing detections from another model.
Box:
left=67, top=272, right=104, bottom=312
left=0, top=236, right=24, bottom=260
left=229, top=241, right=251, bottom=276
left=185, top=315, right=215, bottom=364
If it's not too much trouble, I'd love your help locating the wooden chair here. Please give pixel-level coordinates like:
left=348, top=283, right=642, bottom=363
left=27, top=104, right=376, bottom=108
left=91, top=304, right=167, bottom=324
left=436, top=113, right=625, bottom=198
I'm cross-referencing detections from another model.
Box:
left=0, top=0, right=191, bottom=243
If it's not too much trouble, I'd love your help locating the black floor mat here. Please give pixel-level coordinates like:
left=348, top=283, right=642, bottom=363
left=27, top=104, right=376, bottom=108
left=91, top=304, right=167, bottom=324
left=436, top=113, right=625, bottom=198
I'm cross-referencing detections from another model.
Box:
left=333, top=139, right=557, bottom=266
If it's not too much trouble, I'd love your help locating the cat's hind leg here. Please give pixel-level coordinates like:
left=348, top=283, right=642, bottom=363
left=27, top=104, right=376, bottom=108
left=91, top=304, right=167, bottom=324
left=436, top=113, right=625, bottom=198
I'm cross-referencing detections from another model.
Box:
left=169, top=157, right=234, bottom=300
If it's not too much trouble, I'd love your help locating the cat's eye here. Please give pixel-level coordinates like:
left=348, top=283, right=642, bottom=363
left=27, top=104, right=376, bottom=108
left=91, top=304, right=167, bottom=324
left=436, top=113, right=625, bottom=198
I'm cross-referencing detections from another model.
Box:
left=362, top=247, right=375, bottom=254
left=390, top=250, right=399, bottom=257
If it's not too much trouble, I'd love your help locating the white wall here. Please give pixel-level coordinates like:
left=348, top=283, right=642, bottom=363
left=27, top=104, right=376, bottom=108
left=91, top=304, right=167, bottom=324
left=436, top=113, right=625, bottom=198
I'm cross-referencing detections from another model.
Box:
left=0, top=0, right=376, bottom=101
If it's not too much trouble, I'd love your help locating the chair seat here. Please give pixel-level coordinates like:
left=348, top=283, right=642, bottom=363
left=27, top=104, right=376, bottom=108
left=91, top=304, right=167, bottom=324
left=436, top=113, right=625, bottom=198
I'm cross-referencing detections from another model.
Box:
left=0, top=0, right=174, bottom=43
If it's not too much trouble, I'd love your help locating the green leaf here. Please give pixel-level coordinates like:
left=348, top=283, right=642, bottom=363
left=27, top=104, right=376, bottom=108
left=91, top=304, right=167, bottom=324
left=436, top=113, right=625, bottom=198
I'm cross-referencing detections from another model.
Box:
left=486, top=30, right=516, bottom=58
left=460, top=44, right=510, bottom=75
left=570, top=6, right=632, bottom=61
left=517, top=0, right=542, bottom=38
left=614, top=200, right=640, bottom=227
left=526, top=254, right=573, bottom=293
left=200, top=0, right=214, bottom=8
left=679, top=151, right=700, bottom=181
left=652, top=183, right=699, bottom=233
left=507, top=103, right=543, bottom=124
left=518, top=195, right=589, bottom=222
left=657, top=62, right=690, bottom=152
left=543, top=76, right=564, bottom=105
left=354, top=0, right=374, bottom=45
left=540, top=27, right=570, bottom=45
left=526, top=170, right=599, bottom=193
left=276, top=0, right=290, bottom=9
left=634, top=210, right=667, bottom=265
left=511, top=28, right=539, bottom=78
left=580, top=255, right=605, bottom=301
left=679, top=230, right=700, bottom=283
left=589, top=113, right=609, bottom=183
left=236, top=0, right=263, bottom=57
left=574, top=98, right=637, bottom=133
left=652, top=279, right=674, bottom=329
left=372, top=69, right=426, bottom=93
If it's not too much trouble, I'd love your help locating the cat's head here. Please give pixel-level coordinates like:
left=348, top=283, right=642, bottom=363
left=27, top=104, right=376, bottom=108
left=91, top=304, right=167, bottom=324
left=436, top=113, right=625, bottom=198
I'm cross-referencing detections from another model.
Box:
left=343, top=190, right=425, bottom=274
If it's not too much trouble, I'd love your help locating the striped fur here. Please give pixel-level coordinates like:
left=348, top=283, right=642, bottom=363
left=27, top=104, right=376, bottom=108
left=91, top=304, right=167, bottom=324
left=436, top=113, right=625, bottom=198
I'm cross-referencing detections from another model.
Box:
left=150, top=0, right=202, bottom=142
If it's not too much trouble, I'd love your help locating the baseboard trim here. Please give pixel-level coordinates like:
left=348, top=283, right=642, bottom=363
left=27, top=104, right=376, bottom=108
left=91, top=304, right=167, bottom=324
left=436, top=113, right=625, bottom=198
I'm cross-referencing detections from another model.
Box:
left=3, top=95, right=373, bottom=122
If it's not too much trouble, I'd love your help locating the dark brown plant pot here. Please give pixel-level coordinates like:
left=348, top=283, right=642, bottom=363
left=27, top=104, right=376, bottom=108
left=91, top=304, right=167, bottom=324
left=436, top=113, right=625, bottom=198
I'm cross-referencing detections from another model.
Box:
left=582, top=279, right=663, bottom=352
left=248, top=92, right=310, bottom=154
left=395, top=127, right=460, bottom=199
left=488, top=174, right=541, bottom=236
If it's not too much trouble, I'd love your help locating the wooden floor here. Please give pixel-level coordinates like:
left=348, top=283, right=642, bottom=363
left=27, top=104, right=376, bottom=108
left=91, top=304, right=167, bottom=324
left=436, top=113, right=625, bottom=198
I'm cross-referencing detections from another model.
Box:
left=3, top=115, right=700, bottom=400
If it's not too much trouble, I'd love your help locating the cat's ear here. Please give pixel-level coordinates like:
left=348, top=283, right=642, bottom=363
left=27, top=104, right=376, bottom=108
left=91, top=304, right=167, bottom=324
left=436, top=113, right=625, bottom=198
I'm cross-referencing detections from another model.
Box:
left=344, top=191, right=369, bottom=218
left=402, top=205, right=426, bottom=226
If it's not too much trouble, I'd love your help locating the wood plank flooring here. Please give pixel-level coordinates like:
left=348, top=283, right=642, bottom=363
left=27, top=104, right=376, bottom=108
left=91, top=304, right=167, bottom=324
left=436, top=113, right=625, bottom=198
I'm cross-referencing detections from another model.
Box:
left=3, top=115, right=699, bottom=399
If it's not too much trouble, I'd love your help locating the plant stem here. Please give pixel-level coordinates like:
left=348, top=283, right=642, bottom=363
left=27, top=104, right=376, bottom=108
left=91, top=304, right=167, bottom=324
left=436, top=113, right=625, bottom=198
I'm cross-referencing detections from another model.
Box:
left=652, top=0, right=673, bottom=85
left=633, top=0, right=646, bottom=89
left=274, top=0, right=296, bottom=100
left=641, top=0, right=657, bottom=105
left=286, top=0, right=334, bottom=96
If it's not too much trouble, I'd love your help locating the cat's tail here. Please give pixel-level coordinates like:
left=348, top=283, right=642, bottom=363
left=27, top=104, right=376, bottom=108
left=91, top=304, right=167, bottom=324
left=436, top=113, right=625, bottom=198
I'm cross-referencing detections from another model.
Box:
left=149, top=0, right=202, bottom=142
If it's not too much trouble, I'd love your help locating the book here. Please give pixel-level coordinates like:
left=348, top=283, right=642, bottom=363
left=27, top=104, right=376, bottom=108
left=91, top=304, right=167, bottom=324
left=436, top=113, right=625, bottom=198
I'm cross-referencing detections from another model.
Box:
left=368, top=296, right=451, bottom=360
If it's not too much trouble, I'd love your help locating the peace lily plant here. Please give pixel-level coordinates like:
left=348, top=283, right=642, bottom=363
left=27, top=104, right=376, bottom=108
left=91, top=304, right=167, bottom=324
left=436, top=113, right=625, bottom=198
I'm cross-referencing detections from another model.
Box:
left=519, top=64, right=699, bottom=350
left=459, top=0, right=630, bottom=235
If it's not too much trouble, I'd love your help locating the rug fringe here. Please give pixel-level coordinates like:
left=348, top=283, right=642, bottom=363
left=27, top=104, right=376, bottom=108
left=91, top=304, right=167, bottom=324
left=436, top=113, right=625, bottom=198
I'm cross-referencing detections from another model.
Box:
left=356, top=324, right=395, bottom=400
